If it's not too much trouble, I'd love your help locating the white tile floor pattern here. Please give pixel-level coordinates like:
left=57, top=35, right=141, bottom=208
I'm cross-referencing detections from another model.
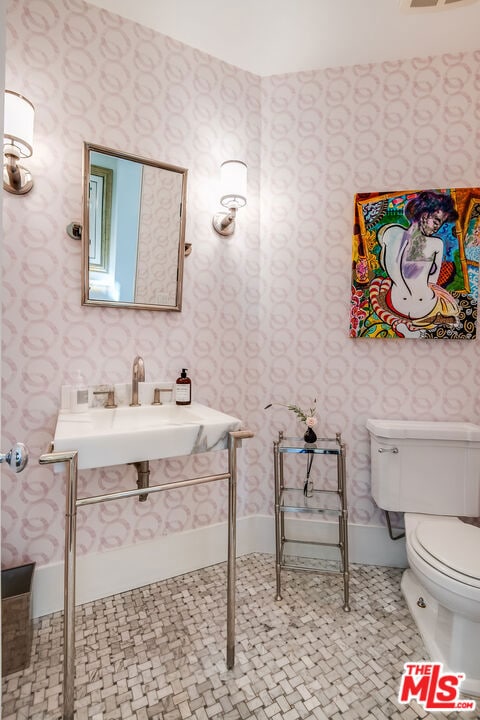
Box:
left=2, top=554, right=478, bottom=720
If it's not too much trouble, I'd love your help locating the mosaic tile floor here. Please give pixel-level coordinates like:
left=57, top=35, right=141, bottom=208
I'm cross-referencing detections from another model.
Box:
left=2, top=554, right=478, bottom=720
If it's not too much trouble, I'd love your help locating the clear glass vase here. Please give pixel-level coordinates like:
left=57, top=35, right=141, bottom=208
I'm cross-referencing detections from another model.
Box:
left=303, top=478, right=314, bottom=498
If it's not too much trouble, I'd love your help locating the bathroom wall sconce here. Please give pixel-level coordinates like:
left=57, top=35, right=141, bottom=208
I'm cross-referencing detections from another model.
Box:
left=212, top=160, right=247, bottom=236
left=3, top=90, right=35, bottom=195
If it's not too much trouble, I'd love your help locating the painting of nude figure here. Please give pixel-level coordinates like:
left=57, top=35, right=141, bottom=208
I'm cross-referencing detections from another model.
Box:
left=349, top=188, right=480, bottom=339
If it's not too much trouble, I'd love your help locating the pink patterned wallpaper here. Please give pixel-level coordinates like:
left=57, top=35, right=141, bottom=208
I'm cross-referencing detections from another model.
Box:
left=260, top=55, right=480, bottom=522
left=2, top=0, right=262, bottom=567
left=2, top=0, right=480, bottom=570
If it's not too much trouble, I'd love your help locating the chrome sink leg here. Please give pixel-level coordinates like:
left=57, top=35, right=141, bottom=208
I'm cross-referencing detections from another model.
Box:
left=226, top=430, right=254, bottom=669
left=227, top=434, right=238, bottom=669
left=39, top=448, right=78, bottom=720
left=63, top=455, right=78, bottom=720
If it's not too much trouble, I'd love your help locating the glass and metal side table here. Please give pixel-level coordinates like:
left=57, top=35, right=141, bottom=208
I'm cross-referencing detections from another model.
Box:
left=273, top=430, right=350, bottom=611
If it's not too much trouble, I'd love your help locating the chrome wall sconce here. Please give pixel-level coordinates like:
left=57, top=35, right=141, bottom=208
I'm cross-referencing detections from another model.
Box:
left=3, top=90, right=35, bottom=195
left=212, top=160, right=247, bottom=236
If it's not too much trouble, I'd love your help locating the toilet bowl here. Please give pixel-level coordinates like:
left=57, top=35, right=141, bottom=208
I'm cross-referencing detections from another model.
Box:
left=402, top=513, right=480, bottom=697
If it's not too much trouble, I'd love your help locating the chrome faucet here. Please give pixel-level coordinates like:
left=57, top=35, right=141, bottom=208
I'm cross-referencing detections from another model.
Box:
left=130, top=355, right=145, bottom=406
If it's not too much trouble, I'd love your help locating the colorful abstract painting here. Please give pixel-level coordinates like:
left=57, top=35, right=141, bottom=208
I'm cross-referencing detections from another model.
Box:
left=349, top=188, right=480, bottom=339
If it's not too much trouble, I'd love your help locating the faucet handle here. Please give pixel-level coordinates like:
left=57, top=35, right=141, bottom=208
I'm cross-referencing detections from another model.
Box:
left=93, top=389, right=117, bottom=408
left=152, top=387, right=173, bottom=405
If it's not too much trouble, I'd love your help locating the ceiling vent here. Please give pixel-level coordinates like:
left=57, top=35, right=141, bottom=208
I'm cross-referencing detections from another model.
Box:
left=400, top=0, right=478, bottom=9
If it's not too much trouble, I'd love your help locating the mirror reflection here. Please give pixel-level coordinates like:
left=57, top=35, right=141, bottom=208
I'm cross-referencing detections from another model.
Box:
left=82, top=143, right=188, bottom=311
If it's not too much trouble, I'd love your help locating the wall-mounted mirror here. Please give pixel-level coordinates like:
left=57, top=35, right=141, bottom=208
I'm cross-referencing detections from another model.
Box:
left=81, top=142, right=188, bottom=311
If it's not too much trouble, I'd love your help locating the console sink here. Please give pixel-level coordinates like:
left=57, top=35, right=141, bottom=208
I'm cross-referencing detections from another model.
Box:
left=53, top=402, right=242, bottom=469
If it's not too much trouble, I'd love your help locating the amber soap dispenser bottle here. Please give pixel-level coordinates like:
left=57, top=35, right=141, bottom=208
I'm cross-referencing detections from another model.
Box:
left=175, top=368, right=191, bottom=405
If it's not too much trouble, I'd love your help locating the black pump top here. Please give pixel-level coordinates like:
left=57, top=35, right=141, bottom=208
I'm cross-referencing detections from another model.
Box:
left=180, top=368, right=188, bottom=378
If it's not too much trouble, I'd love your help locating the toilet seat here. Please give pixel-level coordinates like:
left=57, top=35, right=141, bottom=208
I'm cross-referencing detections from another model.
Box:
left=410, top=519, right=480, bottom=589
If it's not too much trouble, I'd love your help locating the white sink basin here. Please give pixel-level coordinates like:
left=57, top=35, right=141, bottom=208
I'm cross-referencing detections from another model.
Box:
left=53, top=402, right=242, bottom=469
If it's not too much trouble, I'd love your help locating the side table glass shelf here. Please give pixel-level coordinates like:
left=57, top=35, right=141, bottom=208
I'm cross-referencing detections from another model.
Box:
left=273, top=430, right=350, bottom=611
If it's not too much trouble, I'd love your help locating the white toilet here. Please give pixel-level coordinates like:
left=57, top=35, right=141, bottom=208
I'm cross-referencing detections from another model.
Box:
left=366, top=419, right=480, bottom=698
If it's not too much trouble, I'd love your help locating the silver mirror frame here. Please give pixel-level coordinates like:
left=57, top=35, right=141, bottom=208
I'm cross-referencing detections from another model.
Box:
left=81, top=142, right=188, bottom=312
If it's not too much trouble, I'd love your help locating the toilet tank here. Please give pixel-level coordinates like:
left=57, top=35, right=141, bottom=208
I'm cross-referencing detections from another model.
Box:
left=366, top=419, right=480, bottom=515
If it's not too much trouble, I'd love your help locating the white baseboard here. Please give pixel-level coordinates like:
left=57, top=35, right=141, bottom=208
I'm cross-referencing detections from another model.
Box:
left=31, top=515, right=407, bottom=618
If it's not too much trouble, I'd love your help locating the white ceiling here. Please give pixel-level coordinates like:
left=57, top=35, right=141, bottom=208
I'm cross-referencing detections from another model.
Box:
left=84, top=0, right=480, bottom=76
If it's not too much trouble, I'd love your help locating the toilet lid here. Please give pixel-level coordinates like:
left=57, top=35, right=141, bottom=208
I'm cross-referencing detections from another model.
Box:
left=414, top=520, right=480, bottom=582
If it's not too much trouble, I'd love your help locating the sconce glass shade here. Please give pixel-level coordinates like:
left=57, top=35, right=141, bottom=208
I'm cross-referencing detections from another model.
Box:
left=219, top=160, right=247, bottom=209
left=4, top=90, right=34, bottom=158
